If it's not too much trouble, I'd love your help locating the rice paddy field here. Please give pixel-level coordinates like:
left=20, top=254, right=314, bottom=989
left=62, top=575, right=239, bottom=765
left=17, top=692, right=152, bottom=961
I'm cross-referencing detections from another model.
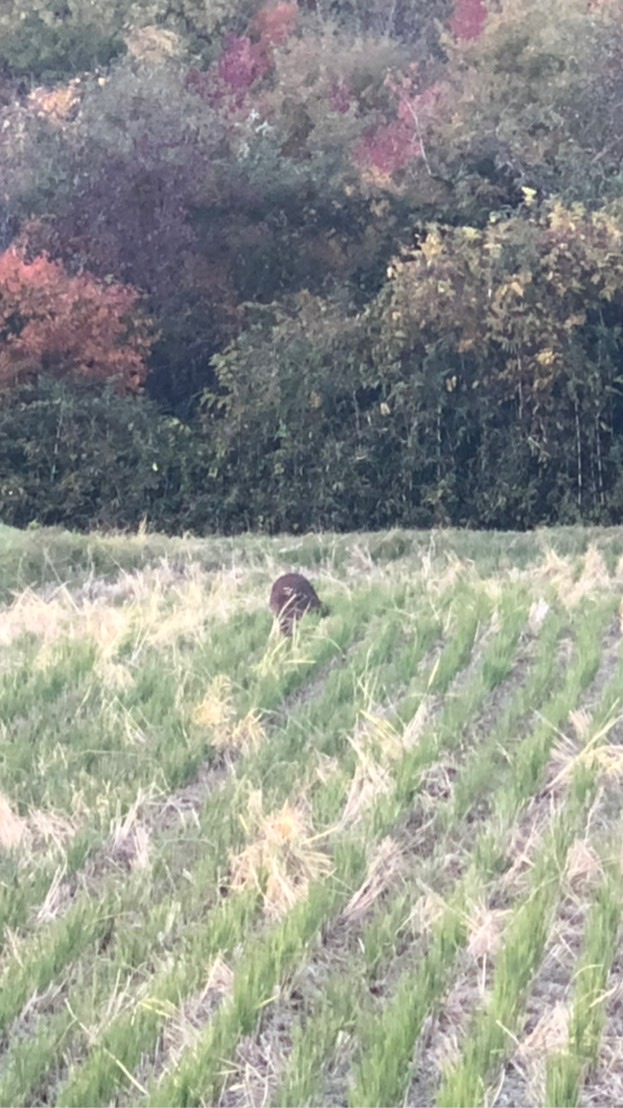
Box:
left=2, top=521, right=623, bottom=1107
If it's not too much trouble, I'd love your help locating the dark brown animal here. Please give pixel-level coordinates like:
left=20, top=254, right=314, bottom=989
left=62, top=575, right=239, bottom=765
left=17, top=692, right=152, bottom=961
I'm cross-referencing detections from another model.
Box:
left=269, top=573, right=327, bottom=636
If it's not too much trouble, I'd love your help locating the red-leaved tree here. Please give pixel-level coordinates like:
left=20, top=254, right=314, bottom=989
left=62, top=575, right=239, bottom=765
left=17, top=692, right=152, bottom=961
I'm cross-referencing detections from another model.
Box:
left=0, top=247, right=153, bottom=394
left=450, top=0, right=488, bottom=39
left=185, top=2, right=298, bottom=111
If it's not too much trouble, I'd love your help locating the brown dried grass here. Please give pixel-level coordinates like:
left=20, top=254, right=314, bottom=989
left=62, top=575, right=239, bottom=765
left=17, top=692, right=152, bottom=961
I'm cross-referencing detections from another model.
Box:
left=230, top=791, right=333, bottom=919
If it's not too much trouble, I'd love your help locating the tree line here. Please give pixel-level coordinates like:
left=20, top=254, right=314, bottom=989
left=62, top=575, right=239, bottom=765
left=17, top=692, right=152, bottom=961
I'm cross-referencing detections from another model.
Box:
left=1, top=0, right=622, bottom=533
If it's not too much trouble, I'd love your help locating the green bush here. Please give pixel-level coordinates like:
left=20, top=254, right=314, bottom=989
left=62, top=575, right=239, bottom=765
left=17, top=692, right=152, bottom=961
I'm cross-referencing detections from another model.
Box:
left=430, top=0, right=623, bottom=214
left=205, top=202, right=623, bottom=533
left=364, top=201, right=623, bottom=526
left=0, top=380, right=220, bottom=533
left=206, top=294, right=389, bottom=532
left=0, top=1, right=127, bottom=81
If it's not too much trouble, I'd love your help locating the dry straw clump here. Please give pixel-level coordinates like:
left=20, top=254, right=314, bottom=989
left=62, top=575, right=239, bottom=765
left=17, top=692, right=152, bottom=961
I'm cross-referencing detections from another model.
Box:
left=338, top=734, right=394, bottom=831
left=546, top=705, right=623, bottom=796
left=518, top=1002, right=572, bottom=1103
left=465, top=901, right=510, bottom=963
left=409, top=888, right=449, bottom=935
left=528, top=596, right=551, bottom=635
left=0, top=586, right=80, bottom=648
left=564, top=838, right=603, bottom=893
left=0, top=794, right=27, bottom=850
left=531, top=544, right=612, bottom=608
left=193, top=675, right=265, bottom=755
left=230, top=791, right=333, bottom=918
left=341, top=837, right=404, bottom=923
left=0, top=793, right=79, bottom=863
left=1, top=562, right=257, bottom=674
left=159, top=954, right=235, bottom=1071
left=36, top=864, right=72, bottom=924
left=501, top=797, right=561, bottom=893
left=420, top=550, right=474, bottom=597
left=107, top=789, right=157, bottom=873
left=346, top=542, right=376, bottom=577
left=337, top=697, right=431, bottom=830
left=193, top=674, right=235, bottom=733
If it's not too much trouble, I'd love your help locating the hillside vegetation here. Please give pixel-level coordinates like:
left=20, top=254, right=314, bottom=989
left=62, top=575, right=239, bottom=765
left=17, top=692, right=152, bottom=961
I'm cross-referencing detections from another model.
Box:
left=1, top=0, right=623, bottom=533
left=2, top=523, right=623, bottom=1104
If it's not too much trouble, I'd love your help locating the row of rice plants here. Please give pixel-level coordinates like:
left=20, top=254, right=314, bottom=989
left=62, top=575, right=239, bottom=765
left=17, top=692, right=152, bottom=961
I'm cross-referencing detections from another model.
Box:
left=544, top=830, right=623, bottom=1104
left=273, top=597, right=570, bottom=1106
left=346, top=598, right=616, bottom=1106
left=436, top=608, right=623, bottom=1106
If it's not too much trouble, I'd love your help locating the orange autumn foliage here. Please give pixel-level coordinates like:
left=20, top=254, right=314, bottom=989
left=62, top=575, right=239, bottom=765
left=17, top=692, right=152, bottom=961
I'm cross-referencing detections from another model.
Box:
left=252, top=2, right=298, bottom=47
left=0, top=248, right=154, bottom=393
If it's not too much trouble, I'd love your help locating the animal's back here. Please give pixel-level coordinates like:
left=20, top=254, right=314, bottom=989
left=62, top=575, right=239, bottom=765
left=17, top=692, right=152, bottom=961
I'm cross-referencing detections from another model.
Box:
left=270, top=572, right=323, bottom=634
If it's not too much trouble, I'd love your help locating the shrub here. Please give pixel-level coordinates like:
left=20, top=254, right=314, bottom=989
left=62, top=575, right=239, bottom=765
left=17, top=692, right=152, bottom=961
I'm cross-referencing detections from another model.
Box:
left=1, top=30, right=419, bottom=411
left=0, top=246, right=154, bottom=393
left=0, top=0, right=127, bottom=81
left=206, top=201, right=623, bottom=532
left=0, top=379, right=219, bottom=532
left=207, top=293, right=402, bottom=532
left=365, top=201, right=623, bottom=525
left=0, top=59, right=237, bottom=411
left=301, top=0, right=452, bottom=50
left=431, top=0, right=623, bottom=214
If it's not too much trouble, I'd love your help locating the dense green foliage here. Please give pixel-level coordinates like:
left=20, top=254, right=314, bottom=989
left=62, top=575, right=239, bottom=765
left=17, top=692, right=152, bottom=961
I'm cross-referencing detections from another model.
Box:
left=1, top=0, right=623, bottom=533
left=0, top=1, right=128, bottom=81
left=0, top=382, right=222, bottom=532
